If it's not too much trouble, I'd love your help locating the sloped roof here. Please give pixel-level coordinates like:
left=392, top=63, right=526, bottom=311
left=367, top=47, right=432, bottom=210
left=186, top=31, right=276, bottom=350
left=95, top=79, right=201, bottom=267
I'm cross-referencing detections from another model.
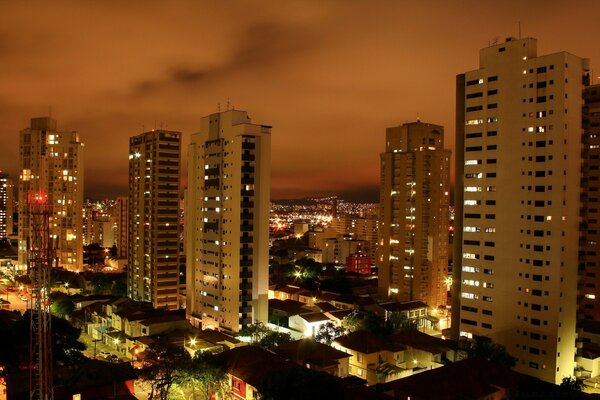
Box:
left=379, top=300, right=428, bottom=313
left=378, top=357, right=596, bottom=400
left=298, top=312, right=331, bottom=323
left=334, top=330, right=397, bottom=354
left=389, top=330, right=453, bottom=354
left=215, top=346, right=294, bottom=387
left=272, top=339, right=350, bottom=368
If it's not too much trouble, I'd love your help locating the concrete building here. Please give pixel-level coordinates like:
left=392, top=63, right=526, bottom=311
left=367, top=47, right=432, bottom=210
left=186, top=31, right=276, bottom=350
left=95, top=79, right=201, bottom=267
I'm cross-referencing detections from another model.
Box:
left=454, top=37, right=590, bottom=383
left=0, top=172, right=13, bottom=239
left=580, top=84, right=600, bottom=322
left=18, top=117, right=84, bottom=271
left=322, top=235, right=369, bottom=265
left=127, top=130, right=181, bottom=310
left=186, top=110, right=270, bottom=333
left=331, top=215, right=379, bottom=261
left=378, top=121, right=450, bottom=310
left=115, top=197, right=128, bottom=259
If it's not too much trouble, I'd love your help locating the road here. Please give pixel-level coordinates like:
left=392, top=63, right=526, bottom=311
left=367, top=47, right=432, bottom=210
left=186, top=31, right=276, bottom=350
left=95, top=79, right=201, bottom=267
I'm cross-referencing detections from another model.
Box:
left=0, top=287, right=28, bottom=312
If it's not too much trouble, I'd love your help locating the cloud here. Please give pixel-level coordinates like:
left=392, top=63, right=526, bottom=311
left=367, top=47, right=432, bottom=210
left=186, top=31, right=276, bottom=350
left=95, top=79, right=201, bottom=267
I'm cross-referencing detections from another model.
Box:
left=131, top=20, right=318, bottom=96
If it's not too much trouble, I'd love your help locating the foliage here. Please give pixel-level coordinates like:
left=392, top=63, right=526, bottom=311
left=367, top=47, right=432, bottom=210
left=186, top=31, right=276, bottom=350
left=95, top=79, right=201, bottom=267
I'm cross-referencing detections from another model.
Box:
left=258, top=330, right=293, bottom=349
left=560, top=376, right=583, bottom=391
left=341, top=310, right=390, bottom=336
left=0, top=311, right=85, bottom=371
left=50, top=297, right=75, bottom=316
left=314, top=322, right=345, bottom=345
left=112, top=275, right=127, bottom=297
left=467, top=336, right=516, bottom=367
left=175, top=351, right=228, bottom=399
left=89, top=274, right=112, bottom=294
left=238, top=322, right=293, bottom=349
left=387, top=312, right=418, bottom=332
left=258, top=366, right=344, bottom=400
left=138, top=337, right=191, bottom=400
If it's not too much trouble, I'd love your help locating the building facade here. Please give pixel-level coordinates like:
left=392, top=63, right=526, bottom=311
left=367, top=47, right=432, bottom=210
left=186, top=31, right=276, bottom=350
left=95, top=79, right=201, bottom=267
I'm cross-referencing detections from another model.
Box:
left=0, top=172, right=13, bottom=239
left=18, top=117, right=84, bottom=271
left=186, top=110, right=270, bottom=333
left=115, top=197, right=128, bottom=259
left=127, top=130, right=181, bottom=310
left=580, top=84, right=600, bottom=321
left=331, top=215, right=378, bottom=261
left=378, top=121, right=450, bottom=310
left=454, top=37, right=590, bottom=383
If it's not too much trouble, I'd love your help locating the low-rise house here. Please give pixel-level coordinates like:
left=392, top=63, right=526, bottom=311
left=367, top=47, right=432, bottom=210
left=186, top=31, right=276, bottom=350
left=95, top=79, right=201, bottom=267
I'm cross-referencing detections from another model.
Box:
left=6, top=359, right=137, bottom=400
left=289, top=312, right=332, bottom=337
left=215, top=346, right=293, bottom=400
left=378, top=357, right=595, bottom=400
left=273, top=339, right=350, bottom=377
left=333, top=330, right=408, bottom=385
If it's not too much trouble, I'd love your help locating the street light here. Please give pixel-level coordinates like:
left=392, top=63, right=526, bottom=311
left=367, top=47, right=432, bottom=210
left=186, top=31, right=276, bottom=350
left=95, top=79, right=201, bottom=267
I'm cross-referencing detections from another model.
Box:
left=64, top=282, right=70, bottom=295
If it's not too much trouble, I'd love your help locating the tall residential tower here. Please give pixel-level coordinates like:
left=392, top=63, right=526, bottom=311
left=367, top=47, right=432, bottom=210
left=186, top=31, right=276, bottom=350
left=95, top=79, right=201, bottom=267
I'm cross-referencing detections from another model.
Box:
left=186, top=110, right=270, bottom=334
left=18, top=117, right=84, bottom=271
left=127, top=130, right=181, bottom=310
left=0, top=172, right=13, bottom=239
left=454, top=37, right=590, bottom=383
left=378, top=121, right=450, bottom=309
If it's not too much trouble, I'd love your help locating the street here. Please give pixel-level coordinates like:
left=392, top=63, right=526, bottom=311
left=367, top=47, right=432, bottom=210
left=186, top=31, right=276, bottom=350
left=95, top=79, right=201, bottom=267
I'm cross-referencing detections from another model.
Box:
left=0, top=287, right=28, bottom=312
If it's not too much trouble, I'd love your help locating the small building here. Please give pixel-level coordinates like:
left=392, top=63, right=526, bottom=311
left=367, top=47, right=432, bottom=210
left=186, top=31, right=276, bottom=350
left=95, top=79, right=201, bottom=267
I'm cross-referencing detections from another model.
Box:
left=272, top=339, right=350, bottom=377
left=289, top=312, right=332, bottom=338
left=345, top=251, right=372, bottom=275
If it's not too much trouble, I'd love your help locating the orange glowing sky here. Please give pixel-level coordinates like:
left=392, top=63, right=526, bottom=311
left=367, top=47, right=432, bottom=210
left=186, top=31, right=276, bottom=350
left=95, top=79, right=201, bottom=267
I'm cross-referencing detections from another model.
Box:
left=1, top=1, right=600, bottom=201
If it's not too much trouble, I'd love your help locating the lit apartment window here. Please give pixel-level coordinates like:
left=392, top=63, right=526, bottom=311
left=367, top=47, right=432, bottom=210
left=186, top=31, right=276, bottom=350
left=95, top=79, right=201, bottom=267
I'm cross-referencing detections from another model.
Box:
left=462, top=292, right=479, bottom=300
left=462, top=266, right=480, bottom=273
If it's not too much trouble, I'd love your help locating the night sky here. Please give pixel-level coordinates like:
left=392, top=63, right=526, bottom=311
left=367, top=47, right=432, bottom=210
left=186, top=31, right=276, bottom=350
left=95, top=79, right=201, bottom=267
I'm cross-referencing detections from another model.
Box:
left=1, top=1, right=599, bottom=201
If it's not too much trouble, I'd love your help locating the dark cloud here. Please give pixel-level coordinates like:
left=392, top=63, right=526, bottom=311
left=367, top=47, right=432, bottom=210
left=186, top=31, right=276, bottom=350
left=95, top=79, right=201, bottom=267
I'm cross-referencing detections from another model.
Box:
left=1, top=1, right=600, bottom=200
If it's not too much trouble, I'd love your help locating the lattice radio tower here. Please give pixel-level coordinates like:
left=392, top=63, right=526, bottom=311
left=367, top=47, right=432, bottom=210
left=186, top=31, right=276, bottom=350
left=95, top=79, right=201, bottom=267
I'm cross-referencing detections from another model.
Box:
left=28, top=191, right=54, bottom=400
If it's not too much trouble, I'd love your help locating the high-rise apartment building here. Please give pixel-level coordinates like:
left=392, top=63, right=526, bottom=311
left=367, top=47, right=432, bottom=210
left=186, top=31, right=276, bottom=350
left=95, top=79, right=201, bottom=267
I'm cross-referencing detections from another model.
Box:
left=580, top=84, right=600, bottom=321
left=0, top=172, right=13, bottom=239
left=115, top=197, right=128, bottom=258
left=331, top=215, right=379, bottom=261
left=186, top=110, right=270, bottom=334
left=454, top=37, right=590, bottom=383
left=127, top=130, right=181, bottom=310
left=378, top=121, right=450, bottom=310
left=18, top=117, right=84, bottom=271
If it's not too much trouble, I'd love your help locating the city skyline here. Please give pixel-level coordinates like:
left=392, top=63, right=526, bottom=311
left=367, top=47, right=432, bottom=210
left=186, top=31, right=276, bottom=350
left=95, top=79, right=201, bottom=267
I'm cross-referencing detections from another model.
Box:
left=1, top=1, right=600, bottom=201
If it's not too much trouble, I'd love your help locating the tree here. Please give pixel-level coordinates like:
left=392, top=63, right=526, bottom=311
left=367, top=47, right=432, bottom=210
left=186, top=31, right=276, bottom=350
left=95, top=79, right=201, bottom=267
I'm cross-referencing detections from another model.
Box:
left=258, top=366, right=344, bottom=400
left=0, top=311, right=85, bottom=371
left=560, top=376, right=583, bottom=391
left=258, top=331, right=293, bottom=349
left=238, top=322, right=292, bottom=349
left=138, top=338, right=191, bottom=400
left=50, top=297, right=75, bottom=317
left=467, top=336, right=516, bottom=367
left=238, top=322, right=271, bottom=343
left=341, top=311, right=389, bottom=336
left=387, top=312, right=418, bottom=332
left=89, top=274, right=112, bottom=294
left=314, top=322, right=345, bottom=345
left=176, top=351, right=227, bottom=400
left=112, top=275, right=127, bottom=297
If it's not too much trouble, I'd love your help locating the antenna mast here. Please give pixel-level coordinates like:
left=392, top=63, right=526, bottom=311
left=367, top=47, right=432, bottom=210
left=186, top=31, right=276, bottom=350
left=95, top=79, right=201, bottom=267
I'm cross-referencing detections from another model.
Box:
left=28, top=191, right=54, bottom=400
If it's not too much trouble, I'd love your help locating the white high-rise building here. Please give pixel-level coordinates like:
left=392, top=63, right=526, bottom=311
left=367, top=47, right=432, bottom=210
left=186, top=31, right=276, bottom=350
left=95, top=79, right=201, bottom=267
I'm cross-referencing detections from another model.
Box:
left=127, top=130, right=181, bottom=310
left=378, top=121, right=450, bottom=310
left=454, top=37, right=590, bottom=383
left=0, top=172, right=13, bottom=239
left=186, top=110, right=270, bottom=334
left=18, top=117, right=84, bottom=271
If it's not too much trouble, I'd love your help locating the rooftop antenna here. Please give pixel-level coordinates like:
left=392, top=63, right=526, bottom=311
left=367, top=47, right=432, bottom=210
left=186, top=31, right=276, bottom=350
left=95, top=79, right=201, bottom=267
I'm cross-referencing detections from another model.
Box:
left=518, top=21, right=522, bottom=39
left=417, top=112, right=421, bottom=123
left=217, top=102, right=221, bottom=112
left=226, top=97, right=230, bottom=110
